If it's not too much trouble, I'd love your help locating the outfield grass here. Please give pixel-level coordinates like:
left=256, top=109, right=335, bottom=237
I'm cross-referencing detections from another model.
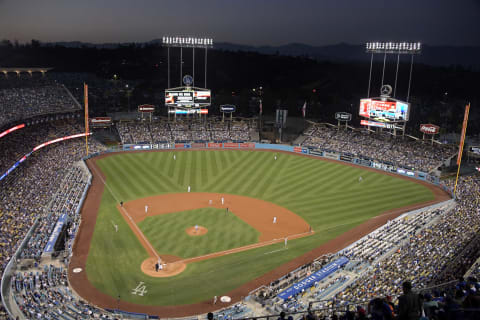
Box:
left=138, top=208, right=260, bottom=258
left=86, top=150, right=435, bottom=306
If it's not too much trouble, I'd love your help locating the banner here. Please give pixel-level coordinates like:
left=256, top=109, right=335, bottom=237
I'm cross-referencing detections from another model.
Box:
left=277, top=257, right=349, bottom=299
left=223, top=143, right=239, bottom=148
left=208, top=143, right=222, bottom=148
left=191, top=143, right=206, bottom=148
left=240, top=143, right=255, bottom=148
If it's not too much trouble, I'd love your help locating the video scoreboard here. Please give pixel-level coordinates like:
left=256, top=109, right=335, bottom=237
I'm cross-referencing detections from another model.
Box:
left=165, top=89, right=211, bottom=108
left=359, top=98, right=409, bottom=122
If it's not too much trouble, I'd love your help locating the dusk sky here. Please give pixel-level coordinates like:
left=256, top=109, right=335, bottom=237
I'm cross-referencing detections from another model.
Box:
left=0, top=0, right=479, bottom=46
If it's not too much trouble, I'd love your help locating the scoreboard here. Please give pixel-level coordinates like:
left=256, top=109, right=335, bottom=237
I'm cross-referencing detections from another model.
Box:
left=165, top=89, right=211, bottom=107
left=359, top=98, right=409, bottom=122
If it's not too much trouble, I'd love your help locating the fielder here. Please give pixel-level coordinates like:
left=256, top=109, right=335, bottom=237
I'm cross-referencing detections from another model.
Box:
left=284, top=237, right=288, bottom=247
left=273, top=216, right=277, bottom=224
left=274, top=155, right=277, bottom=160
left=114, top=224, right=118, bottom=232
left=173, top=154, right=176, bottom=160
left=145, top=205, right=148, bottom=213
left=213, top=296, right=217, bottom=305
left=359, top=176, right=363, bottom=182
left=188, top=185, right=191, bottom=192
left=221, top=197, right=224, bottom=205
left=209, top=199, right=212, bottom=205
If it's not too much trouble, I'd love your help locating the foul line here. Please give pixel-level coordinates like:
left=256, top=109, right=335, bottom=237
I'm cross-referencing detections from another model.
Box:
left=90, top=163, right=160, bottom=259
left=179, top=230, right=314, bottom=264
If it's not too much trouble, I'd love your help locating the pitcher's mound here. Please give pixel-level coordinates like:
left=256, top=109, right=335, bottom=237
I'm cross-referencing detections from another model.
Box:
left=141, top=257, right=186, bottom=278
left=186, top=226, right=208, bottom=236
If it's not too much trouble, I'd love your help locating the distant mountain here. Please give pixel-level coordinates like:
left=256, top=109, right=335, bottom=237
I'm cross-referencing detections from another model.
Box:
left=45, top=40, right=480, bottom=69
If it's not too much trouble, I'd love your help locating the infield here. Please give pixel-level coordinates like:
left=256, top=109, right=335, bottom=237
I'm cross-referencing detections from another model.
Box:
left=68, top=149, right=449, bottom=316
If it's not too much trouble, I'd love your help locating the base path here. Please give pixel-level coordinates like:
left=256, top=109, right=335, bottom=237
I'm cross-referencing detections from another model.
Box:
left=68, top=149, right=451, bottom=318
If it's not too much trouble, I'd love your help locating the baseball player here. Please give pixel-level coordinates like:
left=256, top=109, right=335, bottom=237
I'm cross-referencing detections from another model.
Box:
left=209, top=199, right=212, bottom=205
left=274, top=155, right=277, bottom=160
left=359, top=176, right=363, bottom=182
left=173, top=154, right=176, bottom=160
left=188, top=185, right=191, bottom=192
left=145, top=205, right=148, bottom=213
left=114, top=224, right=118, bottom=232
left=273, top=216, right=277, bottom=224
left=221, top=197, right=224, bottom=205
left=213, top=296, right=217, bottom=305
left=284, top=237, right=287, bottom=247
left=195, top=225, right=199, bottom=233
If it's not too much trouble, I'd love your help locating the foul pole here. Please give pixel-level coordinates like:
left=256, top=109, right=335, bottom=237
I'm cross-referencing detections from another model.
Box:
left=454, top=103, right=470, bottom=196
left=84, top=83, right=89, bottom=156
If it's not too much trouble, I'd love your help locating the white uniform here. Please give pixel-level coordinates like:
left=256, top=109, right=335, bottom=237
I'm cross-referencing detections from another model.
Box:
left=221, top=197, right=224, bottom=205
left=209, top=200, right=212, bottom=205
left=284, top=237, right=287, bottom=247
left=173, top=155, right=176, bottom=160
left=114, top=224, right=118, bottom=232
left=188, top=186, right=191, bottom=192
left=359, top=176, right=363, bottom=182
left=145, top=205, right=148, bottom=213
left=195, top=225, right=199, bottom=232
left=273, top=216, right=277, bottom=223
left=274, top=155, right=277, bottom=160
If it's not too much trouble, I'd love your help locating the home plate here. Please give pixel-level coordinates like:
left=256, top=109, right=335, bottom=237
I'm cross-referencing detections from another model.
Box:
left=220, top=296, right=231, bottom=303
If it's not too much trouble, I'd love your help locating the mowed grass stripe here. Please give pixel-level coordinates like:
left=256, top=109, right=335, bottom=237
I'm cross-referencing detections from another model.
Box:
left=176, top=151, right=189, bottom=186
left=200, top=150, right=209, bottom=185
left=98, top=157, right=141, bottom=201
left=256, top=155, right=292, bottom=198
left=207, top=150, right=219, bottom=178
left=268, top=162, right=330, bottom=200
left=129, top=154, right=181, bottom=194
left=212, top=151, right=263, bottom=192
left=205, top=151, right=256, bottom=192
left=230, top=152, right=272, bottom=195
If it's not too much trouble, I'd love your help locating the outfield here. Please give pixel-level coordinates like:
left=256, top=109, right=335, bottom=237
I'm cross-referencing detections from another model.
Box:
left=70, top=149, right=443, bottom=315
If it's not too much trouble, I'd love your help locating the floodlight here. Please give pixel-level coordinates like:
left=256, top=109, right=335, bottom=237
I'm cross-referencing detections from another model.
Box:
left=365, top=41, right=421, bottom=54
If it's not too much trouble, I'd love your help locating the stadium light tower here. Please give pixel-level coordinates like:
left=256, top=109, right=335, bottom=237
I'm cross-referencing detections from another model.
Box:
left=365, top=41, right=421, bottom=101
left=162, top=36, right=214, bottom=88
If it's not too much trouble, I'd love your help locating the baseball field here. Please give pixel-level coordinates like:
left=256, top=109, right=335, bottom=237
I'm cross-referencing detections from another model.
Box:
left=68, top=149, right=449, bottom=317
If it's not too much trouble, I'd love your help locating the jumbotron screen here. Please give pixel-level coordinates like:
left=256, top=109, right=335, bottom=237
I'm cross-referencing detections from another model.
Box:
left=165, top=90, right=211, bottom=107
left=359, top=99, right=410, bottom=122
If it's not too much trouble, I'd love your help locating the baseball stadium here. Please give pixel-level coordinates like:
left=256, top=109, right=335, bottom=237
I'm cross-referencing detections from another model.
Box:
left=0, top=39, right=479, bottom=320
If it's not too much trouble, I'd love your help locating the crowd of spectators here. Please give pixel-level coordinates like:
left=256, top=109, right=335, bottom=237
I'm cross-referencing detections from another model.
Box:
left=0, top=73, right=81, bottom=129
left=0, top=119, right=104, bottom=319
left=116, top=119, right=254, bottom=144
left=301, top=124, right=457, bottom=172
left=11, top=264, right=115, bottom=319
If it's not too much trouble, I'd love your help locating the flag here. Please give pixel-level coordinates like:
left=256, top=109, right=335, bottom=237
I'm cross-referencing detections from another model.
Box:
left=259, top=99, right=263, bottom=115
left=302, top=101, right=307, bottom=118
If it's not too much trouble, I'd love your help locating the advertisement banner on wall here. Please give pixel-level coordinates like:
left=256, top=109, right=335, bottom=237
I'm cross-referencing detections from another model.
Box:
left=323, top=151, right=339, bottom=160
left=223, top=143, right=239, bottom=148
left=240, top=143, right=255, bottom=148
left=208, top=143, right=222, bottom=148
